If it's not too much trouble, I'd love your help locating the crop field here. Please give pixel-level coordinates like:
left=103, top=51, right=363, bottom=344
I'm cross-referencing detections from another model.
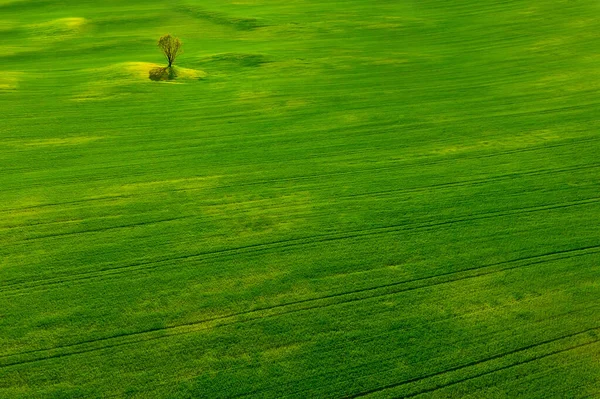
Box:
left=1, top=0, right=600, bottom=397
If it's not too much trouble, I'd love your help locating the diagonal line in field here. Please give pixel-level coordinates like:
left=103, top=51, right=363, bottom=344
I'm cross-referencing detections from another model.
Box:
left=1, top=136, right=598, bottom=213
left=0, top=245, right=598, bottom=369
left=340, top=162, right=600, bottom=200
left=17, top=215, right=194, bottom=241
left=0, top=159, right=596, bottom=234
left=121, top=305, right=600, bottom=398
left=347, top=330, right=600, bottom=398
left=233, top=303, right=600, bottom=398
left=400, top=340, right=600, bottom=398
left=2, top=196, right=600, bottom=294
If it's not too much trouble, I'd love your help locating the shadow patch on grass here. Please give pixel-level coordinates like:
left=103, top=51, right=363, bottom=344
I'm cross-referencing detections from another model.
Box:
left=72, top=63, right=206, bottom=101
left=149, top=67, right=175, bottom=81
left=175, top=5, right=268, bottom=30
left=0, top=0, right=53, bottom=12
left=28, top=17, right=88, bottom=38
left=201, top=53, right=270, bottom=68
left=147, top=65, right=207, bottom=81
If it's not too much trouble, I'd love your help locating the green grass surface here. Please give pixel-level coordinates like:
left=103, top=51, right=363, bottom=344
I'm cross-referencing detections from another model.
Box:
left=1, top=0, right=600, bottom=397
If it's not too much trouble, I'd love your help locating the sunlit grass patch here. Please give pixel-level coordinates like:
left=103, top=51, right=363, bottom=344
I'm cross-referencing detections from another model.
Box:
left=19, top=136, right=105, bottom=147
left=0, top=71, right=22, bottom=90
left=27, top=17, right=88, bottom=39
left=71, top=62, right=207, bottom=100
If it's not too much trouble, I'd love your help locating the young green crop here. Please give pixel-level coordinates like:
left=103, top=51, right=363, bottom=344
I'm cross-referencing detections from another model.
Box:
left=0, top=1, right=599, bottom=398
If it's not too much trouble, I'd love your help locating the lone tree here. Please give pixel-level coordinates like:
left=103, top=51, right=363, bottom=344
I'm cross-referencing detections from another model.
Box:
left=158, top=34, right=182, bottom=68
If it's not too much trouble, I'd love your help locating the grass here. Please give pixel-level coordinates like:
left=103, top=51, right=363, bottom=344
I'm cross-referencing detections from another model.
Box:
left=1, top=0, right=599, bottom=397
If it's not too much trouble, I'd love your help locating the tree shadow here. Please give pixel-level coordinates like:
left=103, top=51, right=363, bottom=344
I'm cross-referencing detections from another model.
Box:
left=149, top=67, right=176, bottom=81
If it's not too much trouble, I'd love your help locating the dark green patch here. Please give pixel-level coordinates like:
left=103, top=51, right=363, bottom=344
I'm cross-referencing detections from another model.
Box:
left=175, top=5, right=269, bottom=30
left=200, top=53, right=270, bottom=67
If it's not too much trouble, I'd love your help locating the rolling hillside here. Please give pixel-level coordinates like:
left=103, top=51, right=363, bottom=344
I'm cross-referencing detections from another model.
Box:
left=1, top=0, right=599, bottom=397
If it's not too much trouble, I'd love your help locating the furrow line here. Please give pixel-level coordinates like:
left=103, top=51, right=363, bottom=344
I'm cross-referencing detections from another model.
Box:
left=104, top=304, right=597, bottom=399
left=399, top=340, right=600, bottom=398
left=1, top=135, right=597, bottom=213
left=1, top=246, right=598, bottom=367
left=233, top=303, right=600, bottom=398
left=347, top=327, right=600, bottom=398
left=15, top=215, right=193, bottom=242
left=2, top=197, right=599, bottom=294
left=341, top=162, right=600, bottom=200
left=4, top=247, right=598, bottom=365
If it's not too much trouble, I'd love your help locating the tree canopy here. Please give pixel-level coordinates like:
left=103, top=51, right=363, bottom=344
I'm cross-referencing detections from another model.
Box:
left=158, top=34, right=182, bottom=68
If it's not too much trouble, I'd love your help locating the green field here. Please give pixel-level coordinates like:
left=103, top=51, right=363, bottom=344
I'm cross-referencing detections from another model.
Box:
left=1, top=0, right=600, bottom=397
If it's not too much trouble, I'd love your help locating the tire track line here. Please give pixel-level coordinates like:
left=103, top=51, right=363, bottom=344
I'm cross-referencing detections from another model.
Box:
left=8, top=215, right=193, bottom=242
left=2, top=197, right=600, bottom=294
left=1, top=136, right=597, bottom=212
left=399, top=340, right=600, bottom=398
left=232, top=303, right=600, bottom=398
left=112, top=303, right=599, bottom=399
left=1, top=246, right=598, bottom=368
left=347, top=328, right=600, bottom=398
left=2, top=158, right=598, bottom=238
left=342, top=162, right=600, bottom=200
left=2, top=160, right=598, bottom=233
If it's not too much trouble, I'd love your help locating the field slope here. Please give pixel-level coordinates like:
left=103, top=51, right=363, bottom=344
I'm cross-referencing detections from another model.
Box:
left=1, top=0, right=599, bottom=397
